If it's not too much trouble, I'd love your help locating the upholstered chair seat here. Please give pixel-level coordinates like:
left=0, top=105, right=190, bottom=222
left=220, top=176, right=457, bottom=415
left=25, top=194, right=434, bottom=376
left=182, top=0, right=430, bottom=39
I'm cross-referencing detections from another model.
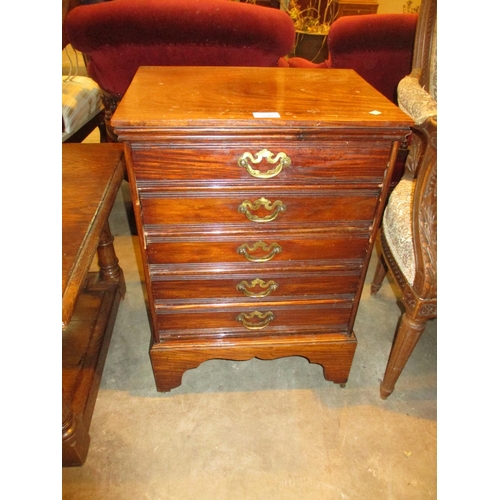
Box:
left=383, top=72, right=437, bottom=286
left=382, top=178, right=416, bottom=284
left=62, top=75, right=104, bottom=142
left=62, top=0, right=106, bottom=143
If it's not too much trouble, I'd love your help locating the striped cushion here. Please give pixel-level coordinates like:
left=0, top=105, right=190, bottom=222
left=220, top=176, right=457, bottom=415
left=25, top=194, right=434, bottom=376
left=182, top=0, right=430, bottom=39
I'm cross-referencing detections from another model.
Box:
left=62, top=76, right=103, bottom=135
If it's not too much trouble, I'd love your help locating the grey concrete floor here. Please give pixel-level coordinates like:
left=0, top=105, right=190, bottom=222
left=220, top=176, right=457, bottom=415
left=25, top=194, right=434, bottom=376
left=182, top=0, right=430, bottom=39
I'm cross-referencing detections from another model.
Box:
left=62, top=157, right=437, bottom=498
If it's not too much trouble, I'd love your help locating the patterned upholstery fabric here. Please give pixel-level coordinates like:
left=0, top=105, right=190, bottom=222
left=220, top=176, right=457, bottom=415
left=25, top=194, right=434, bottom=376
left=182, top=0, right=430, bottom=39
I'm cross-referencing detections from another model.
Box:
left=397, top=75, right=437, bottom=125
left=382, top=178, right=416, bottom=284
left=62, top=75, right=103, bottom=136
left=386, top=12, right=437, bottom=285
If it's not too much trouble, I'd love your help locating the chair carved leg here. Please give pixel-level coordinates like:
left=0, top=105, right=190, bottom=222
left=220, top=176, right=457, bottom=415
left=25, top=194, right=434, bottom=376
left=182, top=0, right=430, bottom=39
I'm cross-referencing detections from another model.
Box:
left=371, top=255, right=388, bottom=295
left=97, top=112, right=108, bottom=143
left=380, top=312, right=427, bottom=399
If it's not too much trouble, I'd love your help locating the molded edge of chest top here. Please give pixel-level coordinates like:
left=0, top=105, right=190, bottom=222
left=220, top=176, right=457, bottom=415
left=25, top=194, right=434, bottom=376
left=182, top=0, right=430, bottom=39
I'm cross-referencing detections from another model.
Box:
left=111, top=67, right=414, bottom=133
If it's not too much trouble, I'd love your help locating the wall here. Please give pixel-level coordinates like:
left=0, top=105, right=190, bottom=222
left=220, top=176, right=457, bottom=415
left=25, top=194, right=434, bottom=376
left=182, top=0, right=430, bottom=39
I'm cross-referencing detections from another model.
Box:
left=377, top=0, right=421, bottom=14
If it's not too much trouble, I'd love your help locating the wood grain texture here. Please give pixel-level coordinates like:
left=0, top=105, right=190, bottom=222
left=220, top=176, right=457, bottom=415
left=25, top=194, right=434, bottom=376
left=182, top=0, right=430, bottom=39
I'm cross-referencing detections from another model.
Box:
left=112, top=67, right=413, bottom=131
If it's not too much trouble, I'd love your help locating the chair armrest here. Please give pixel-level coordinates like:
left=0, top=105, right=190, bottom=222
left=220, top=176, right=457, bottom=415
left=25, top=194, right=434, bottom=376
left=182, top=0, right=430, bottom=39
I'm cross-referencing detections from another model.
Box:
left=397, top=75, right=437, bottom=125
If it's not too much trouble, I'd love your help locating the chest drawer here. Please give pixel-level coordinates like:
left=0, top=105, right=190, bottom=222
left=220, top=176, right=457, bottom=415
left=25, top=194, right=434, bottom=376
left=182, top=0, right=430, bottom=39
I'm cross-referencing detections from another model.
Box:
left=145, top=232, right=370, bottom=265
left=155, top=299, right=353, bottom=341
left=140, top=189, right=380, bottom=227
left=131, top=142, right=392, bottom=185
left=150, top=264, right=361, bottom=301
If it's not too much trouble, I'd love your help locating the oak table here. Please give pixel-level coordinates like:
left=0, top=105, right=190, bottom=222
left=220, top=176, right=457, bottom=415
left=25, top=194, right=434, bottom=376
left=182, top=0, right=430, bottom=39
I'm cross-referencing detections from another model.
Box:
left=62, top=143, right=125, bottom=466
left=112, top=66, right=413, bottom=392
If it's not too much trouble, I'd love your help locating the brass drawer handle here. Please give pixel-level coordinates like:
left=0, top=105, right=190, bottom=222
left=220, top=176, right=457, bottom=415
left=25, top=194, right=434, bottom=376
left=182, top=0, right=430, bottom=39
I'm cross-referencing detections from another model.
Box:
left=237, top=241, right=282, bottom=262
left=237, top=149, right=291, bottom=179
left=238, top=197, right=286, bottom=223
left=236, top=279, right=279, bottom=298
left=237, top=310, right=275, bottom=330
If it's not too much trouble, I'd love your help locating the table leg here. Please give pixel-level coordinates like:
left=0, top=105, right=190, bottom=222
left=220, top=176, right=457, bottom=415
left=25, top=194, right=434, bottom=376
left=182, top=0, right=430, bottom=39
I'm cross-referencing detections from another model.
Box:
left=97, top=220, right=126, bottom=297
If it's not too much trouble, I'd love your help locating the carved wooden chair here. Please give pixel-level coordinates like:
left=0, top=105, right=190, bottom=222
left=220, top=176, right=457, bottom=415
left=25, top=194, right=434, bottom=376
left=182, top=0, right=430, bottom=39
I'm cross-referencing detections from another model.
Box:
left=370, top=0, right=437, bottom=399
left=63, top=0, right=295, bottom=142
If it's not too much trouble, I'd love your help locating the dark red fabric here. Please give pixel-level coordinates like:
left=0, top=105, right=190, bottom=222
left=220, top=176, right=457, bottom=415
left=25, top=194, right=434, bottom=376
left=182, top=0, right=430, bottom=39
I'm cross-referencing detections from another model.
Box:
left=65, top=0, right=295, bottom=95
left=288, top=14, right=418, bottom=104
left=326, top=14, right=418, bottom=104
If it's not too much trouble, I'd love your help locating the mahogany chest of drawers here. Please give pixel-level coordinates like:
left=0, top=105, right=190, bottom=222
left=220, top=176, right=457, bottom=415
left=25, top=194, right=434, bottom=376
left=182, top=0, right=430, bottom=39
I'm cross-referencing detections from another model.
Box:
left=112, top=66, right=412, bottom=392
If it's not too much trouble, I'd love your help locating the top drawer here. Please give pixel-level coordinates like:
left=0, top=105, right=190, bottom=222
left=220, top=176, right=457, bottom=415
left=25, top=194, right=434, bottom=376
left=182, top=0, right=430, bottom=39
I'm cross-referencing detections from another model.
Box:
left=129, top=141, right=392, bottom=186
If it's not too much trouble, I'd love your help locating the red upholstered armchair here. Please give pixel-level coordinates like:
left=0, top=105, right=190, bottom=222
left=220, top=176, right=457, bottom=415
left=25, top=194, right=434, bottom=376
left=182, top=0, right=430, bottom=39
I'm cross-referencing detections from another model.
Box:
left=288, top=14, right=418, bottom=105
left=64, top=0, right=296, bottom=141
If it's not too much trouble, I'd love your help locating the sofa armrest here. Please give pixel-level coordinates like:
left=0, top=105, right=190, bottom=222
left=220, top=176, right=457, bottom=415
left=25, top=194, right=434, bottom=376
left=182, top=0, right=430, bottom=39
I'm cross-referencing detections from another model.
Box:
left=287, top=58, right=328, bottom=68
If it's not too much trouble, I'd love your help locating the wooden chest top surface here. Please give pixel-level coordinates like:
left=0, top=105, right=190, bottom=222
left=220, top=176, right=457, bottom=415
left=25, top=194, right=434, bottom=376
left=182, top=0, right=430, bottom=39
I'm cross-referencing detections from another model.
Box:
left=111, top=67, right=413, bottom=131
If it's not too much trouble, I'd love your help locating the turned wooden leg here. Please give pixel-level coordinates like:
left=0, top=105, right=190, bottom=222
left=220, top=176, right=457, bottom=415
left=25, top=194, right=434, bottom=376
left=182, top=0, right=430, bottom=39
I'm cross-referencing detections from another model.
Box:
left=371, top=255, right=388, bottom=295
left=62, top=396, right=90, bottom=466
left=380, top=312, right=427, bottom=399
left=97, top=220, right=126, bottom=297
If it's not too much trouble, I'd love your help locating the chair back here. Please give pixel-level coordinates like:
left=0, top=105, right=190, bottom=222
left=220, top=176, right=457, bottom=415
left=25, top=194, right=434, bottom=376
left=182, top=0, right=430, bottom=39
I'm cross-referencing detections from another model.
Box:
left=397, top=0, right=437, bottom=299
left=411, top=0, right=437, bottom=101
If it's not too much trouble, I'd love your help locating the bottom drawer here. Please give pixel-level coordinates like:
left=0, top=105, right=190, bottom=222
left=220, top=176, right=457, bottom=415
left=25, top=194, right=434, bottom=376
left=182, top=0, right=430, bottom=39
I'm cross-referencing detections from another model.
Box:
left=155, top=300, right=353, bottom=341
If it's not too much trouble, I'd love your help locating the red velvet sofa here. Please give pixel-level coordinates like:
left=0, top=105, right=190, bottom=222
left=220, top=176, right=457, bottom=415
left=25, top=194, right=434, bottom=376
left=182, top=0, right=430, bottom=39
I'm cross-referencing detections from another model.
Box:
left=65, top=0, right=296, bottom=98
